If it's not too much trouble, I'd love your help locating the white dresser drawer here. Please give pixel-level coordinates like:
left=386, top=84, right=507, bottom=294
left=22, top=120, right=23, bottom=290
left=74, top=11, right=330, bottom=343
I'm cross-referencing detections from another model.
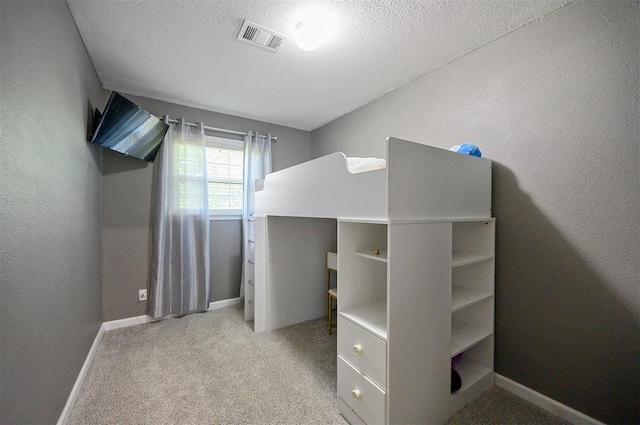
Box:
left=338, top=397, right=367, bottom=425
left=338, top=357, right=386, bottom=425
left=338, top=316, right=386, bottom=389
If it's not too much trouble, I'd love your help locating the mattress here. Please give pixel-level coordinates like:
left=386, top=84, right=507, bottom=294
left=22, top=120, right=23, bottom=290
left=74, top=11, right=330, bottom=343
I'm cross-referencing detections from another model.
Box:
left=346, top=157, right=386, bottom=174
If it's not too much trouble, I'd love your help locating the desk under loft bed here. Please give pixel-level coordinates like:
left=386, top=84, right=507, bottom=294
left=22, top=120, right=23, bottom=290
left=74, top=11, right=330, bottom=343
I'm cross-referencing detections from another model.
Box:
left=246, top=137, right=495, bottom=424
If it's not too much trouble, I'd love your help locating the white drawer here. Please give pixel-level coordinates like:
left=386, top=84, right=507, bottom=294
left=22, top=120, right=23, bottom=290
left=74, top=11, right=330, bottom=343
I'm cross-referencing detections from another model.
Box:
left=338, top=397, right=367, bottom=425
left=338, top=357, right=386, bottom=425
left=338, top=316, right=386, bottom=389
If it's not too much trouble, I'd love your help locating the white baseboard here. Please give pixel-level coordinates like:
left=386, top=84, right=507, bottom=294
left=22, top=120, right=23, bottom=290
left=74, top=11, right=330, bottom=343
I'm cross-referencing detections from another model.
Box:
left=102, top=314, right=151, bottom=331
left=495, top=374, right=604, bottom=425
left=208, top=297, right=241, bottom=310
left=100, top=298, right=240, bottom=331
left=56, top=324, right=105, bottom=425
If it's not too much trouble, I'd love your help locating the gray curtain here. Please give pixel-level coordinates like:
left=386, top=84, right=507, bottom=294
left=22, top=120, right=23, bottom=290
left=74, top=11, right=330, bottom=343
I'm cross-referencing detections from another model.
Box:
left=149, top=118, right=210, bottom=319
left=239, top=132, right=272, bottom=300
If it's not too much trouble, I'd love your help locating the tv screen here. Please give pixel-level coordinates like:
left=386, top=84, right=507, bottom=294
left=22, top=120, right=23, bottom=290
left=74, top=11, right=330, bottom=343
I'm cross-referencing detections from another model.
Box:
left=90, top=92, right=168, bottom=162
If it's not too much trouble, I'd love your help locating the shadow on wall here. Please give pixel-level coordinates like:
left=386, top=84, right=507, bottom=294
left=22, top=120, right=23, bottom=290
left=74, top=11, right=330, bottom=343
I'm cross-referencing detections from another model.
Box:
left=102, top=151, right=150, bottom=174
left=492, top=163, right=639, bottom=424
left=85, top=99, right=103, bottom=172
left=86, top=136, right=103, bottom=173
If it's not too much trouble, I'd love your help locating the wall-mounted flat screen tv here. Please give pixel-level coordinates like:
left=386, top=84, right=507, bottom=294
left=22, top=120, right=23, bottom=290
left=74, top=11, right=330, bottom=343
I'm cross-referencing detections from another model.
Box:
left=90, top=92, right=168, bottom=162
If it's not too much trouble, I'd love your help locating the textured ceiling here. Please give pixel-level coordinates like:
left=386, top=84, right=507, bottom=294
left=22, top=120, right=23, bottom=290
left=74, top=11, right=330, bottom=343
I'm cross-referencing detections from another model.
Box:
left=67, top=0, right=570, bottom=131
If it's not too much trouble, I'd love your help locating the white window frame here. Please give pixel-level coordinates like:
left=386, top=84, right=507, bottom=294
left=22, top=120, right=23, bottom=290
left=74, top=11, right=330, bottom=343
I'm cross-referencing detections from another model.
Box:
left=205, top=135, right=245, bottom=220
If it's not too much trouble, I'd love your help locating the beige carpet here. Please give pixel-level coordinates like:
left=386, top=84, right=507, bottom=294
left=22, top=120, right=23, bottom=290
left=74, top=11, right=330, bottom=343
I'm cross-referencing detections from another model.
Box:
left=68, top=305, right=568, bottom=425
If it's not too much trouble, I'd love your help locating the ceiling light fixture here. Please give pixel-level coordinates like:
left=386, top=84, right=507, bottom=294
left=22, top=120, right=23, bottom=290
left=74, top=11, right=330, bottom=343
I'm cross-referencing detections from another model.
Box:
left=293, top=17, right=337, bottom=51
left=294, top=21, right=324, bottom=51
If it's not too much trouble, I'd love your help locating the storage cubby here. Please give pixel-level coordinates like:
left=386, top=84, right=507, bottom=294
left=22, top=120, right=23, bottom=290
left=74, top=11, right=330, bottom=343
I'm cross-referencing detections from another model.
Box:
left=450, top=336, right=494, bottom=414
left=452, top=221, right=494, bottom=262
left=451, top=261, right=493, bottom=312
left=451, top=299, right=493, bottom=357
left=449, top=219, right=495, bottom=416
left=338, top=220, right=388, bottom=331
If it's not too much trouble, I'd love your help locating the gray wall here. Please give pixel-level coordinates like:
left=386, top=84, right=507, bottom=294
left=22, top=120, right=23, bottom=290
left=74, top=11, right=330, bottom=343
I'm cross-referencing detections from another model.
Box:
left=102, top=94, right=311, bottom=321
left=0, top=1, right=106, bottom=424
left=210, top=220, right=243, bottom=302
left=311, top=1, right=639, bottom=423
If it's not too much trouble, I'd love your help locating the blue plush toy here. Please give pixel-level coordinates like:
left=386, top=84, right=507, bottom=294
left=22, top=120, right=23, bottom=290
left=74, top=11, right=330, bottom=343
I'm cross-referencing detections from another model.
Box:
left=449, top=143, right=482, bottom=158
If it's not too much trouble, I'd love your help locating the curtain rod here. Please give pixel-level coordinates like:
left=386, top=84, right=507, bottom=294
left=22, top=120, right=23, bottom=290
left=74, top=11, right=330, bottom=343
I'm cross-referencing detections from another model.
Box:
left=166, top=118, right=277, bottom=142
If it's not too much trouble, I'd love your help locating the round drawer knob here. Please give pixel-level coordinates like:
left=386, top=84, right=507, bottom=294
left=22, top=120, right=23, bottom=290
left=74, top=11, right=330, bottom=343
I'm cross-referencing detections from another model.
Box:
left=353, top=344, right=362, bottom=355
left=351, top=389, right=361, bottom=400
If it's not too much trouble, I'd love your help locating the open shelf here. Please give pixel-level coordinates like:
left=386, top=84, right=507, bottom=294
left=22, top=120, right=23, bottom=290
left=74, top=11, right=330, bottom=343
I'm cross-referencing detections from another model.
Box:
left=340, top=301, right=387, bottom=340
left=450, top=359, right=493, bottom=415
left=451, top=252, right=493, bottom=268
left=355, top=249, right=388, bottom=263
left=451, top=286, right=492, bottom=312
left=451, top=319, right=492, bottom=357
left=451, top=360, right=492, bottom=396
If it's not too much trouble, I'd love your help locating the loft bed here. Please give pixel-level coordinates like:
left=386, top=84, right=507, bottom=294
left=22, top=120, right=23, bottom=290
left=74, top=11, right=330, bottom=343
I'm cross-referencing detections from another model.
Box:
left=247, top=136, right=492, bottom=333
left=254, top=137, right=491, bottom=221
left=246, top=137, right=494, bottom=424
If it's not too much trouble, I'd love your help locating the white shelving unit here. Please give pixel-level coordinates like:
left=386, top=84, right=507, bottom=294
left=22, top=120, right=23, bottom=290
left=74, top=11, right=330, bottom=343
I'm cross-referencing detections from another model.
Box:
left=337, top=218, right=495, bottom=424
left=449, top=220, right=495, bottom=416
left=338, top=221, right=388, bottom=425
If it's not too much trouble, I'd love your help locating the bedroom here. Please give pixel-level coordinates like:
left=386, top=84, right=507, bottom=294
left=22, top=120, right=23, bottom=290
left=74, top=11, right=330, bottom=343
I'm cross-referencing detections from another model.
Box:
left=0, top=1, right=637, bottom=424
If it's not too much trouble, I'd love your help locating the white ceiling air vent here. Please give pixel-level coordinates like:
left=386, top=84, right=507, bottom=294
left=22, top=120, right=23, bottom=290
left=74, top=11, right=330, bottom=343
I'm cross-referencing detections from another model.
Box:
left=237, top=20, right=287, bottom=53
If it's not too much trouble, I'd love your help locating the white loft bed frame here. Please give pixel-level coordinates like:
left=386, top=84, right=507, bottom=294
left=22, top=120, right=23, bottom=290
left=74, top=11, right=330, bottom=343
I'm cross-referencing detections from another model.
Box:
left=255, top=137, right=491, bottom=221
left=248, top=137, right=492, bottom=334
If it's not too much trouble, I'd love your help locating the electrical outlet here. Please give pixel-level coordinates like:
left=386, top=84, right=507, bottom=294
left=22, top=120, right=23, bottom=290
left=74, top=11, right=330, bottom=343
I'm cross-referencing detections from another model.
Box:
left=138, top=289, right=147, bottom=302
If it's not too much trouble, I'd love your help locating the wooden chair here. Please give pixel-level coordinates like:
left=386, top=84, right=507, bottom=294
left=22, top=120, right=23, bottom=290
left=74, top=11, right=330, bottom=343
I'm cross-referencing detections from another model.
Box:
left=327, top=252, right=338, bottom=334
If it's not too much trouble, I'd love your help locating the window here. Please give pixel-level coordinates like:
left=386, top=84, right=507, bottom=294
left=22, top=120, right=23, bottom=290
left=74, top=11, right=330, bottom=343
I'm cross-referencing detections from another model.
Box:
left=176, top=142, right=208, bottom=212
left=205, top=135, right=244, bottom=216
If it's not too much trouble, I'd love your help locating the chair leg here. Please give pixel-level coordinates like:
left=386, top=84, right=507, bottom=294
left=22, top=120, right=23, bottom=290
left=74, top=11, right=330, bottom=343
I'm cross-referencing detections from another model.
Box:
left=328, top=296, right=333, bottom=335
left=329, top=297, right=333, bottom=335
left=327, top=268, right=337, bottom=335
left=327, top=294, right=331, bottom=334
left=327, top=268, right=332, bottom=334
left=327, top=269, right=331, bottom=323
